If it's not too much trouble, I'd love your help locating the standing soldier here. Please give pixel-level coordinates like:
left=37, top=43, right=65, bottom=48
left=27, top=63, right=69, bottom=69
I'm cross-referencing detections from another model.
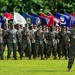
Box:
left=3, top=24, right=8, bottom=54
left=42, top=26, right=48, bottom=59
left=57, top=26, right=66, bottom=59
left=47, top=27, right=54, bottom=58
left=64, top=27, right=70, bottom=59
left=45, top=26, right=49, bottom=59
left=16, top=24, right=23, bottom=60
left=68, top=25, right=75, bottom=71
left=51, top=27, right=58, bottom=59
left=0, top=24, right=4, bottom=60
left=35, top=26, right=44, bottom=59
left=7, top=23, right=18, bottom=60
left=30, top=25, right=36, bottom=59
left=22, top=24, right=31, bottom=59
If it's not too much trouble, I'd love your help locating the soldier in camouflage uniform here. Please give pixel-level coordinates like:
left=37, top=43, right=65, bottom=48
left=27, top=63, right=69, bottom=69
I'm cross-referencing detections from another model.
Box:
left=57, top=26, right=66, bottom=59
left=64, top=27, right=70, bottom=59
left=30, top=25, right=37, bottom=59
left=3, top=24, right=8, bottom=54
left=22, top=24, right=31, bottom=59
left=7, top=23, right=18, bottom=60
left=42, top=26, right=49, bottom=59
left=35, top=26, right=44, bottom=59
left=0, top=24, right=4, bottom=60
left=51, top=27, right=58, bottom=59
left=47, top=27, right=54, bottom=58
left=16, top=24, right=23, bottom=60
left=68, top=25, right=75, bottom=71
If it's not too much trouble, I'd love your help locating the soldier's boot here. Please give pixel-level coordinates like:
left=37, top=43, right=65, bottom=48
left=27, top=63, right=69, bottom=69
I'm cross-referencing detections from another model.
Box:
left=14, top=57, right=17, bottom=60
left=1, top=57, right=4, bottom=60
left=33, top=55, right=36, bottom=60
left=54, top=56, right=57, bottom=60
left=41, top=55, right=44, bottom=60
left=65, top=57, right=67, bottom=59
left=7, top=56, right=10, bottom=60
left=45, top=55, right=49, bottom=60
left=68, top=68, right=71, bottom=72
left=29, top=56, right=31, bottom=60
left=20, top=55, right=23, bottom=60
left=20, top=57, right=22, bottom=60
left=58, top=56, right=61, bottom=59
left=14, top=58, right=17, bottom=60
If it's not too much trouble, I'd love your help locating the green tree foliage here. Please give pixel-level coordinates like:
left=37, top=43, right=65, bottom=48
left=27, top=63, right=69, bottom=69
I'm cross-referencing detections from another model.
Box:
left=0, top=0, right=75, bottom=14
left=0, top=0, right=9, bottom=13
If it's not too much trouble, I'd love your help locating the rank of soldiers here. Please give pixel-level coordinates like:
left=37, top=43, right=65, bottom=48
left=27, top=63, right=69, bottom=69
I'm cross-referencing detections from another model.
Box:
left=0, top=23, right=72, bottom=60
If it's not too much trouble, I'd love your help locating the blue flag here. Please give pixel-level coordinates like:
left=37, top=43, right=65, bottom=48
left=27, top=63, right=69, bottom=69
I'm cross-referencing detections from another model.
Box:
left=40, top=17, right=49, bottom=26
left=22, top=12, right=31, bottom=19
left=56, top=12, right=71, bottom=26
left=31, top=13, right=49, bottom=26
left=31, top=13, right=39, bottom=17
left=31, top=16, right=40, bottom=25
left=0, top=15, right=6, bottom=28
left=65, top=13, right=75, bottom=26
left=22, top=12, right=40, bottom=25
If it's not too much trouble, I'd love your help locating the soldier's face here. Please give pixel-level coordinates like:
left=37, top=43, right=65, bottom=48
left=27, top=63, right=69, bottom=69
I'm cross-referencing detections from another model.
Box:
left=4, top=26, right=8, bottom=29
left=11, top=25, right=14, bottom=29
left=17, top=25, right=20, bottom=29
left=74, top=27, right=75, bottom=31
left=34, top=26, right=37, bottom=29
left=25, top=26, right=29, bottom=29
left=64, top=28, right=66, bottom=31
left=0, top=24, right=1, bottom=28
left=43, top=28, right=45, bottom=31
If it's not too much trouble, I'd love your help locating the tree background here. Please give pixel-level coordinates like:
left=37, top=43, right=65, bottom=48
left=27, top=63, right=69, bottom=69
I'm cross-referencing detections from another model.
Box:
left=0, top=0, right=75, bottom=15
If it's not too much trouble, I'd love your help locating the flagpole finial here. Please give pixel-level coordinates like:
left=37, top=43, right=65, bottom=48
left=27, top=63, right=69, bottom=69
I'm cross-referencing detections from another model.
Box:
left=72, top=9, right=74, bottom=13
left=13, top=8, right=16, bottom=12
left=64, top=9, right=66, bottom=13
left=40, top=8, right=43, bottom=12
left=55, top=8, right=57, bottom=12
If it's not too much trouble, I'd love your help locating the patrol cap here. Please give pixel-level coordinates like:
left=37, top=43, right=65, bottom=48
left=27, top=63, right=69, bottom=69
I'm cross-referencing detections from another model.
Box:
left=10, top=23, right=14, bottom=26
left=34, top=24, right=37, bottom=27
left=62, top=26, right=67, bottom=29
left=17, top=24, right=21, bottom=26
left=46, top=26, right=48, bottom=28
left=0, top=23, right=2, bottom=27
left=4, top=23, right=8, bottom=27
left=39, top=25, right=42, bottom=28
left=43, top=26, right=46, bottom=28
left=25, top=24, right=29, bottom=27
left=63, top=26, right=66, bottom=28
left=31, top=24, right=33, bottom=27
left=72, top=24, right=75, bottom=27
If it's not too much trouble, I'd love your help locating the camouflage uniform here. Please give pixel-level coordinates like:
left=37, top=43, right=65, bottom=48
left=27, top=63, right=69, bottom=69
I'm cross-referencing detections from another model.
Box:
left=68, top=30, right=75, bottom=70
left=7, top=27, right=18, bottom=60
left=22, top=28, right=31, bottom=59
left=0, top=27, right=4, bottom=60
left=47, top=31, right=54, bottom=58
left=64, top=30, right=70, bottom=59
left=51, top=30, right=58, bottom=59
left=43, top=31, right=48, bottom=59
left=35, top=29, right=44, bottom=59
left=16, top=27, right=23, bottom=59
left=30, top=29, right=36, bottom=59
left=3, top=26, right=8, bottom=54
left=57, top=30, right=65, bottom=59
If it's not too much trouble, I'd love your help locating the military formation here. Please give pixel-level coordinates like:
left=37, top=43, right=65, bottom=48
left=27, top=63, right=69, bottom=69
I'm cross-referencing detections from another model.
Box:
left=0, top=23, right=74, bottom=63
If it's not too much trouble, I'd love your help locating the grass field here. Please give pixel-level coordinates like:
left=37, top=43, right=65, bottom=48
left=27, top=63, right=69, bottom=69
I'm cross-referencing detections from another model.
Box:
left=0, top=49, right=75, bottom=75
left=0, top=59, right=75, bottom=75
